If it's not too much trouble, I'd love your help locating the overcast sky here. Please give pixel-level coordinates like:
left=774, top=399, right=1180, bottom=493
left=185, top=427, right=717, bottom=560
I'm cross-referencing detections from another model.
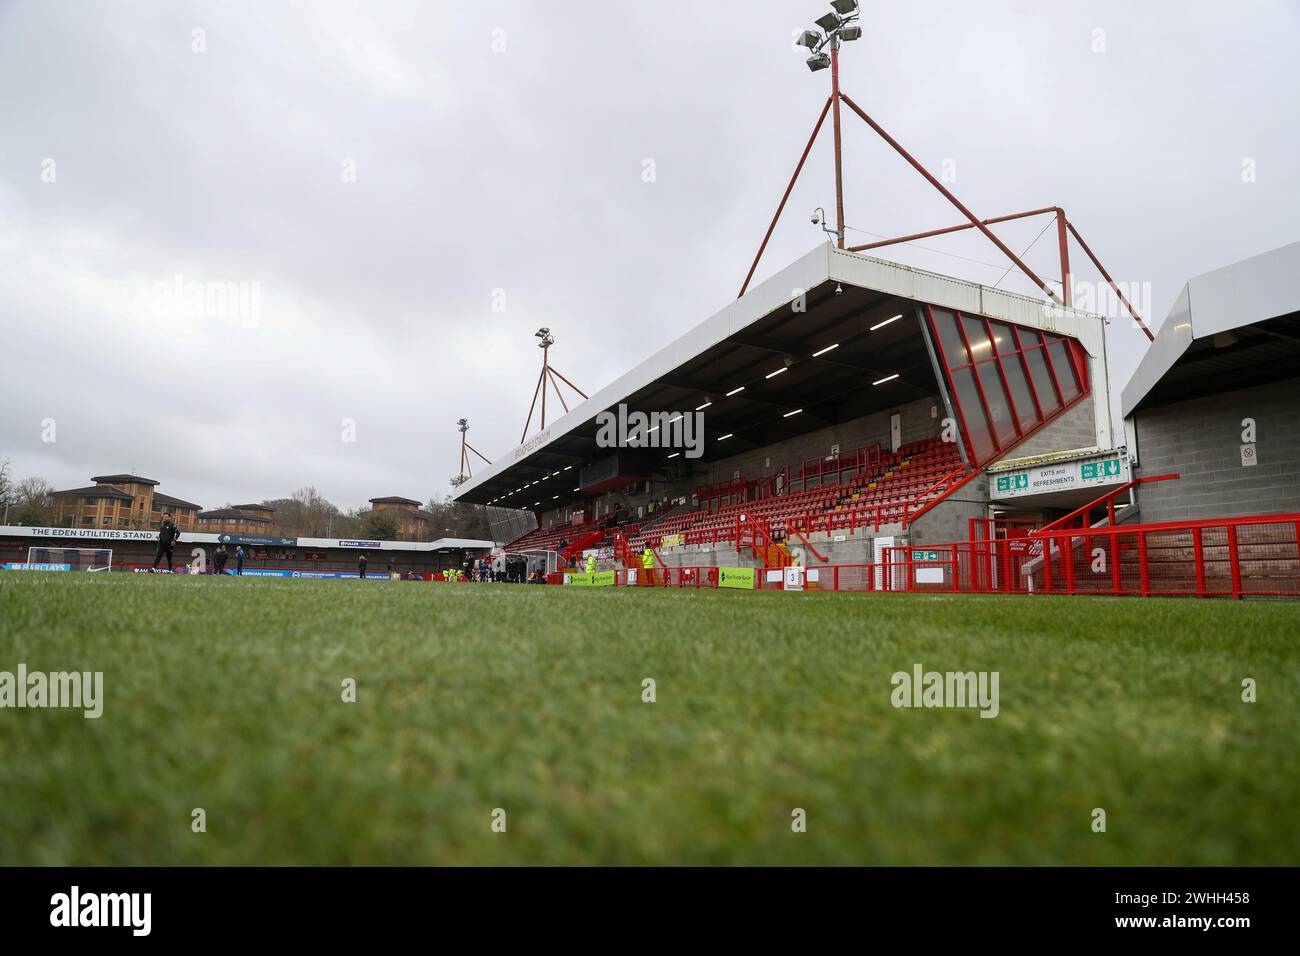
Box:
left=2, top=0, right=1297, bottom=512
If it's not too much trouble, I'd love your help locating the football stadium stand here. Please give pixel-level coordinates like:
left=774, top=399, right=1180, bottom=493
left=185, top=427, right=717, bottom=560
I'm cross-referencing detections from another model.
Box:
left=464, top=244, right=1110, bottom=564
left=465, top=239, right=1300, bottom=599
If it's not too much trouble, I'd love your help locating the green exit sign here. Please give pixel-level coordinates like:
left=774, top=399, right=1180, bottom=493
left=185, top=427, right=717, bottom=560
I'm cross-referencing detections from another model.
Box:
left=911, top=550, right=941, bottom=561
left=1081, top=459, right=1122, bottom=480
left=996, top=474, right=1030, bottom=492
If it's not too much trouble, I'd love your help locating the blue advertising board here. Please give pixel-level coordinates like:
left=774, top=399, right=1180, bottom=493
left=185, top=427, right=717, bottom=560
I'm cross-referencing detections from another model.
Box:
left=216, top=534, right=299, bottom=547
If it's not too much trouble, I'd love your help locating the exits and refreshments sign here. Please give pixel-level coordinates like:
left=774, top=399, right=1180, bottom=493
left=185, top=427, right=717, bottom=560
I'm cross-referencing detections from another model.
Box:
left=992, top=454, right=1126, bottom=500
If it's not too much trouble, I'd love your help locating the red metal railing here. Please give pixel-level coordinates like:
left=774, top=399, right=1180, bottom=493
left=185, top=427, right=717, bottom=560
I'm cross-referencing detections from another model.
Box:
left=1034, top=473, right=1178, bottom=535
left=882, top=513, right=1300, bottom=599
left=561, top=513, right=1300, bottom=600
left=786, top=526, right=828, bottom=564
left=901, top=464, right=973, bottom=526
left=753, top=443, right=885, bottom=498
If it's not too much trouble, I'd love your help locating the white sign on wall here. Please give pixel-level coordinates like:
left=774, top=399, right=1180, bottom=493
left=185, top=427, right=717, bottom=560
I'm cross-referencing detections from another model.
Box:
left=991, top=454, right=1128, bottom=500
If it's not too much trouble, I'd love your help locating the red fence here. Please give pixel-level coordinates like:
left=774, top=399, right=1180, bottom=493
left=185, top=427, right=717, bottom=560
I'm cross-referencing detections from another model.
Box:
left=882, top=513, right=1300, bottom=599
left=570, top=513, right=1300, bottom=599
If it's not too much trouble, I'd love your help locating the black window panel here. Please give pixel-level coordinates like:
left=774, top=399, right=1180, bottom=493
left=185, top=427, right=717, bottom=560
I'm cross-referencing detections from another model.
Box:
left=931, top=309, right=968, bottom=367
left=952, top=366, right=996, bottom=463
left=989, top=321, right=1017, bottom=358
left=960, top=314, right=993, bottom=362
left=1046, top=337, right=1081, bottom=403
left=1002, top=355, right=1038, bottom=429
left=977, top=360, right=1018, bottom=447
left=1024, top=345, right=1061, bottom=414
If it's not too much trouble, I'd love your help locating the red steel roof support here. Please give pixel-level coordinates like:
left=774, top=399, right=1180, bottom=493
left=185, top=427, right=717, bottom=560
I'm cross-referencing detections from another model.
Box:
left=738, top=96, right=833, bottom=298
left=838, top=92, right=1063, bottom=305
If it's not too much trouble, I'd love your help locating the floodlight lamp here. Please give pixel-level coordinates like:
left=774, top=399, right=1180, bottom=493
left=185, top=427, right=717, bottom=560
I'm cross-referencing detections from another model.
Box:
left=796, top=30, right=821, bottom=49
left=830, top=0, right=859, bottom=16
left=814, top=12, right=841, bottom=32
left=840, top=24, right=863, bottom=40
left=806, top=52, right=831, bottom=72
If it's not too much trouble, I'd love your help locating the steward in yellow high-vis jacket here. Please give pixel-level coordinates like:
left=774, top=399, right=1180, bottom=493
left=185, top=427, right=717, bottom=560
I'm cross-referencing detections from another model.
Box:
left=641, top=547, right=655, bottom=586
left=586, top=553, right=597, bottom=574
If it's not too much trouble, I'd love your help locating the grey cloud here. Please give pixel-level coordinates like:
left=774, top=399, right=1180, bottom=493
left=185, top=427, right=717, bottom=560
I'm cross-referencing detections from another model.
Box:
left=1, top=0, right=1297, bottom=510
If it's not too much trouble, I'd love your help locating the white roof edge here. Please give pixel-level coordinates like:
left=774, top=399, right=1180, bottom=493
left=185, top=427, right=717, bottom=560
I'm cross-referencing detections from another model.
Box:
left=1122, top=239, right=1300, bottom=417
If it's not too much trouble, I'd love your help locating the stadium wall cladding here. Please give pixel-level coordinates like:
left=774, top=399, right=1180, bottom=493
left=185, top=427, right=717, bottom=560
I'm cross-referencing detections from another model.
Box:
left=1132, top=379, right=1300, bottom=523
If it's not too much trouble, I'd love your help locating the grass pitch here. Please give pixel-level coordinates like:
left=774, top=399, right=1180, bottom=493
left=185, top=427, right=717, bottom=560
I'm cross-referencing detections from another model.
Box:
left=1, top=573, right=1297, bottom=866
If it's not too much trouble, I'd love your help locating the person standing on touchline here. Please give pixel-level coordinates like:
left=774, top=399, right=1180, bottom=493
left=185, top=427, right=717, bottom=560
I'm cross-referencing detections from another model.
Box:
left=151, top=513, right=180, bottom=572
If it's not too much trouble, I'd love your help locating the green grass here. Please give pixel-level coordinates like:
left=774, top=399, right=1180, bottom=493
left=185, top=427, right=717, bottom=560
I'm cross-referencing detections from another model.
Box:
left=1, top=573, right=1297, bottom=865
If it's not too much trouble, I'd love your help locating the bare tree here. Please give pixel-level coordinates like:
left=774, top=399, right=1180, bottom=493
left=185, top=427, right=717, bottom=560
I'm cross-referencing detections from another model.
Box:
left=261, top=486, right=344, bottom=537
left=12, top=476, right=55, bottom=526
left=425, top=494, right=492, bottom=540
left=0, top=458, right=12, bottom=524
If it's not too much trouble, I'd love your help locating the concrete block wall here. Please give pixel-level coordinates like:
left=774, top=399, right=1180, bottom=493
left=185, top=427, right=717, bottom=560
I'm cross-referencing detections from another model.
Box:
left=998, top=399, right=1097, bottom=463
left=908, top=476, right=990, bottom=546
left=1132, top=379, right=1300, bottom=522
left=795, top=535, right=877, bottom=566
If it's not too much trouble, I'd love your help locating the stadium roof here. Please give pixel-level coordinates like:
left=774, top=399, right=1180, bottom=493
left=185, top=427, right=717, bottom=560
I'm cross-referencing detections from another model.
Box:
left=92, top=474, right=158, bottom=486
left=369, top=496, right=423, bottom=506
left=454, top=243, right=1111, bottom=510
left=1122, top=239, right=1300, bottom=417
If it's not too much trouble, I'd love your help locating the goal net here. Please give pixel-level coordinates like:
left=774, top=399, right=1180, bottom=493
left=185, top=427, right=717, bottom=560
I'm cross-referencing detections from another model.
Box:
left=26, top=547, right=114, bottom=572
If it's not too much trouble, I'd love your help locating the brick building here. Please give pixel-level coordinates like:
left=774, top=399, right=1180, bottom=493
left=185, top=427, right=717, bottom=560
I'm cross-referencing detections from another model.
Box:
left=51, top=474, right=202, bottom=531
left=196, top=503, right=277, bottom=535
left=368, top=496, right=435, bottom=540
